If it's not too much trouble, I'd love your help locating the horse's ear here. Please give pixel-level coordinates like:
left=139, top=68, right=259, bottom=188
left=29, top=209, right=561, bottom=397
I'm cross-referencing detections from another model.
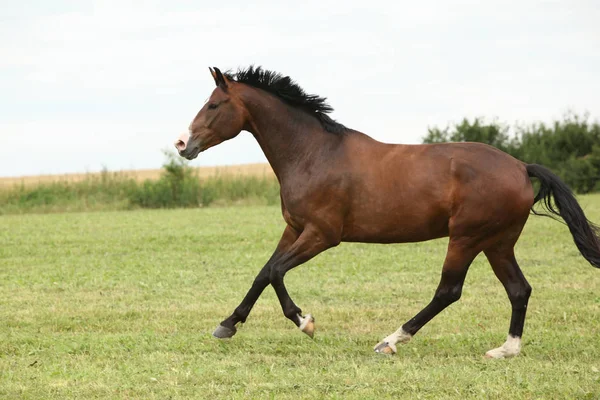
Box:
left=209, top=67, right=218, bottom=85
left=209, top=66, right=229, bottom=89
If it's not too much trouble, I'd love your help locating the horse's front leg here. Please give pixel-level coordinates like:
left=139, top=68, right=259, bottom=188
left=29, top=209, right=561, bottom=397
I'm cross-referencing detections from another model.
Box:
left=269, top=225, right=339, bottom=337
left=213, top=225, right=299, bottom=339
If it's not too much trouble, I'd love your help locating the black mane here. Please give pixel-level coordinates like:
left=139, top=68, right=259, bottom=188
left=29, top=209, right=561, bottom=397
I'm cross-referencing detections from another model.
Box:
left=224, top=66, right=347, bottom=134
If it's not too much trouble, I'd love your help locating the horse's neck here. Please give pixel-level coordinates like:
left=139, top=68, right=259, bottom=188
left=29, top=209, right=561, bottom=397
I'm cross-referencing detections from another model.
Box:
left=242, top=91, right=339, bottom=181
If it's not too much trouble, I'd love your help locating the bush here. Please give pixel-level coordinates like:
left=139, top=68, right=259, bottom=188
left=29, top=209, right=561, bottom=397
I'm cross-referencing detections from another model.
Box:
left=128, top=152, right=202, bottom=208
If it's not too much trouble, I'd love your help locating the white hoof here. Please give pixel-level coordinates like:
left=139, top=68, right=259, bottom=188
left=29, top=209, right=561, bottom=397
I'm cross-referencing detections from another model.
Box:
left=485, top=335, right=521, bottom=359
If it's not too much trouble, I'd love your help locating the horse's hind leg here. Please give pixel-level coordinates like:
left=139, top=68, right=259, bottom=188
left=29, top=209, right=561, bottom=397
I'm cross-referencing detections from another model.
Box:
left=483, top=246, right=532, bottom=359
left=374, top=240, right=478, bottom=354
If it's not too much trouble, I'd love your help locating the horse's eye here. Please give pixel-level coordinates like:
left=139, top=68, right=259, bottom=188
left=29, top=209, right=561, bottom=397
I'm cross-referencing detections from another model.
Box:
left=208, top=103, right=218, bottom=110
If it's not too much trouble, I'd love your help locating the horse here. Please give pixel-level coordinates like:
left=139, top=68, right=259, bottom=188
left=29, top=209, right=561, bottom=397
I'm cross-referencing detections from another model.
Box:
left=174, top=66, right=600, bottom=358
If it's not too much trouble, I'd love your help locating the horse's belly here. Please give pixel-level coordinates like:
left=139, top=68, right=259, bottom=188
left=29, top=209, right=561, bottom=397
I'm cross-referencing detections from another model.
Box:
left=341, top=209, right=450, bottom=244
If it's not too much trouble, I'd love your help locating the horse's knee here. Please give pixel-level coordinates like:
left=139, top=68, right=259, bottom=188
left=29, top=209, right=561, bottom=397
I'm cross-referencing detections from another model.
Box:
left=269, top=267, right=285, bottom=286
left=253, top=270, right=271, bottom=287
left=434, top=284, right=462, bottom=305
left=508, top=283, right=532, bottom=309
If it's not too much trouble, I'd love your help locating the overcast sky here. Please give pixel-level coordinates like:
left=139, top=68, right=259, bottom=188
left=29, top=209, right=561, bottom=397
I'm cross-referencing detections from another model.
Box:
left=1, top=0, right=598, bottom=177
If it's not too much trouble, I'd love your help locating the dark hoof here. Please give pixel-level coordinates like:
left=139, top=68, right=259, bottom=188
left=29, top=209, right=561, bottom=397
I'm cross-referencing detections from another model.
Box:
left=212, top=324, right=237, bottom=339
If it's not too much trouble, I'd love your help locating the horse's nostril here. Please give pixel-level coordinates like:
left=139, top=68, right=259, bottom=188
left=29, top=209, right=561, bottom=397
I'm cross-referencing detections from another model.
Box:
left=175, top=140, right=186, bottom=151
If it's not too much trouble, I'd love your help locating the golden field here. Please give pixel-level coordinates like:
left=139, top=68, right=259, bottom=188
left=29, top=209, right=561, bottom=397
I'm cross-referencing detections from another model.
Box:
left=0, top=163, right=274, bottom=188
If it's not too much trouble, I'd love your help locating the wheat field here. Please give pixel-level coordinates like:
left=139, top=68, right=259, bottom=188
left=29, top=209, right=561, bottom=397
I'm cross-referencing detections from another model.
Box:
left=0, top=163, right=274, bottom=188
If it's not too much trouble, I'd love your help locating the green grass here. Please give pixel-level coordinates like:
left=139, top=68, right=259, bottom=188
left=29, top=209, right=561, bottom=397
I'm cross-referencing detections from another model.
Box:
left=1, top=196, right=600, bottom=399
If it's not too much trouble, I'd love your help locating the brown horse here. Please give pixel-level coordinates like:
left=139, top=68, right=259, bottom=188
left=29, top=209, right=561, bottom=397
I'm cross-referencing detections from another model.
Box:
left=175, top=66, right=600, bottom=358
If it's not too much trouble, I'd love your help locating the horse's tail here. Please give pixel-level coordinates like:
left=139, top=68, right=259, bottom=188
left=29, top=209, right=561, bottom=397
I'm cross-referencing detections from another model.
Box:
left=526, top=163, right=600, bottom=268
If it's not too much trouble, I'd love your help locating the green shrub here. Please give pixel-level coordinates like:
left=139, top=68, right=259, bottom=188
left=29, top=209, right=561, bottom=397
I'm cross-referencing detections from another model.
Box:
left=127, top=152, right=202, bottom=209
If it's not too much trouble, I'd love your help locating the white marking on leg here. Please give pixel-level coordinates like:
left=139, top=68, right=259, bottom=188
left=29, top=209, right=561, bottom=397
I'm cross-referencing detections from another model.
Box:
left=298, top=314, right=313, bottom=331
left=485, top=334, right=521, bottom=359
left=374, top=328, right=412, bottom=353
left=298, top=313, right=315, bottom=337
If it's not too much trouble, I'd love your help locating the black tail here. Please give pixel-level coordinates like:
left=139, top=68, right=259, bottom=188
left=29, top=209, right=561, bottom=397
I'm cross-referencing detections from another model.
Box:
left=527, top=164, right=600, bottom=268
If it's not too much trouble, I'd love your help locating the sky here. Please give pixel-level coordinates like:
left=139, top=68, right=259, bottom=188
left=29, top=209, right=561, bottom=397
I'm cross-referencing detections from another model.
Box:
left=0, top=0, right=598, bottom=177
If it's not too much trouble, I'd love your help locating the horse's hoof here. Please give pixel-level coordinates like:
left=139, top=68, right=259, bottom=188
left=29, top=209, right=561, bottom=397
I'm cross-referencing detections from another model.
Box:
left=299, top=314, right=315, bottom=338
left=374, top=341, right=396, bottom=355
left=484, top=336, right=521, bottom=359
left=484, top=348, right=519, bottom=359
left=212, top=324, right=237, bottom=339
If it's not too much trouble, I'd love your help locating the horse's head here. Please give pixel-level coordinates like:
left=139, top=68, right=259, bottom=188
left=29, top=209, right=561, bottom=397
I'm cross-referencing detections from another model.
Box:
left=175, top=67, right=247, bottom=160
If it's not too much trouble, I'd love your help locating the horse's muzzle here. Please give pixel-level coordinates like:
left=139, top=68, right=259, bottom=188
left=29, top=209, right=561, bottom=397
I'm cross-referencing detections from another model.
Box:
left=174, top=132, right=200, bottom=159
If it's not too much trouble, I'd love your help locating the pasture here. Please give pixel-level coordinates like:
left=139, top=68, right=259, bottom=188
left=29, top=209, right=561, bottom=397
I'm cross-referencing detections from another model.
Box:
left=1, top=198, right=600, bottom=399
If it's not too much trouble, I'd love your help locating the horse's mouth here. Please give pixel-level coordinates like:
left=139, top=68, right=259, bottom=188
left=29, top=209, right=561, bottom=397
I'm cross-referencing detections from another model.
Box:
left=178, top=146, right=201, bottom=160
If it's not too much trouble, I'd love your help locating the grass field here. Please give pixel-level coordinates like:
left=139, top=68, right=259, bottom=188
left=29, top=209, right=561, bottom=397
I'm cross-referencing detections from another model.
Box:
left=1, top=197, right=600, bottom=399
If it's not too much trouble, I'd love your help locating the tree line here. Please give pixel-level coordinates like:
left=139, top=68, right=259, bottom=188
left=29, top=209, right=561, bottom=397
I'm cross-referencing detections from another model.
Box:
left=422, top=112, right=600, bottom=193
